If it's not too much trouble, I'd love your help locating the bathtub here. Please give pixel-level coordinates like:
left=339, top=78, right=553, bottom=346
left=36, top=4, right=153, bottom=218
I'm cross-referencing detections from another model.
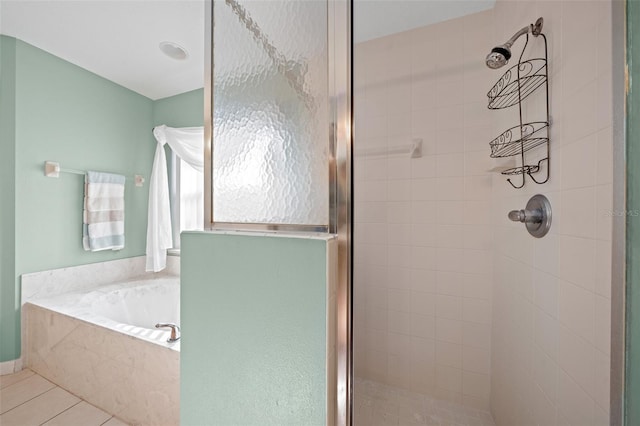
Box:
left=23, top=276, right=180, bottom=426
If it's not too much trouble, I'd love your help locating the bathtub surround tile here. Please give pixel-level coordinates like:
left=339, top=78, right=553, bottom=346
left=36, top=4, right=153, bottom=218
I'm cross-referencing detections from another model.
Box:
left=24, top=302, right=178, bottom=426
left=21, top=256, right=179, bottom=305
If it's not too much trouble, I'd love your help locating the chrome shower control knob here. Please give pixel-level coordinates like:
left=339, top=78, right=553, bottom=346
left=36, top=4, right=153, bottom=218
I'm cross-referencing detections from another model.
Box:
left=508, top=209, right=526, bottom=222
left=508, top=209, right=544, bottom=223
left=507, top=194, right=552, bottom=238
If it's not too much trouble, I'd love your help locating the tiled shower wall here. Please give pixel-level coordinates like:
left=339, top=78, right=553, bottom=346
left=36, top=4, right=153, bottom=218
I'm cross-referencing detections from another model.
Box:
left=490, top=1, right=613, bottom=425
left=353, top=0, right=614, bottom=421
left=353, top=9, right=497, bottom=410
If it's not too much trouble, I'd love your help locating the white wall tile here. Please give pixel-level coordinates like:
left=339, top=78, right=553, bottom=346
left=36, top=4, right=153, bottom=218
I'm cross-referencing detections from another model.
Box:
left=354, top=1, right=613, bottom=420
left=463, top=346, right=491, bottom=375
left=557, top=369, right=595, bottom=426
left=533, top=345, right=558, bottom=406
left=436, top=318, right=463, bottom=344
left=534, top=269, right=559, bottom=318
left=594, top=349, right=611, bottom=414
left=388, top=310, right=412, bottom=334
left=436, top=366, right=462, bottom=393
left=559, top=235, right=597, bottom=291
left=436, top=295, right=463, bottom=321
left=410, top=313, right=436, bottom=340
left=410, top=269, right=437, bottom=293
left=595, top=184, right=613, bottom=242
left=463, top=322, right=491, bottom=350
left=559, top=280, right=595, bottom=345
left=560, top=187, right=596, bottom=239
left=463, top=273, right=493, bottom=301
left=386, top=202, right=412, bottom=224
left=410, top=290, right=436, bottom=316
left=462, top=371, right=490, bottom=400
left=436, top=271, right=465, bottom=297
left=594, top=295, right=611, bottom=356
left=535, top=307, right=559, bottom=361
left=412, top=224, right=437, bottom=247
left=436, top=341, right=463, bottom=368
left=463, top=298, right=492, bottom=325
left=434, top=225, right=464, bottom=249
left=563, top=80, right=598, bottom=145
left=558, top=325, right=596, bottom=402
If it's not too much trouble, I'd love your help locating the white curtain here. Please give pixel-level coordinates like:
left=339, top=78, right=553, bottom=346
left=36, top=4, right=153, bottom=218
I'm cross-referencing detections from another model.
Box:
left=146, top=125, right=204, bottom=272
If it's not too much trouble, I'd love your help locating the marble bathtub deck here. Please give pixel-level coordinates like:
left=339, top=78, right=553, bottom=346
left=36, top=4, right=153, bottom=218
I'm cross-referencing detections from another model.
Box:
left=0, top=369, right=130, bottom=426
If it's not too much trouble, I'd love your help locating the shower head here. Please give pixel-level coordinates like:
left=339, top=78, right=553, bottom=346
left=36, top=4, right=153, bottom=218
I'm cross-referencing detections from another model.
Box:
left=485, top=17, right=544, bottom=69
left=486, top=45, right=512, bottom=69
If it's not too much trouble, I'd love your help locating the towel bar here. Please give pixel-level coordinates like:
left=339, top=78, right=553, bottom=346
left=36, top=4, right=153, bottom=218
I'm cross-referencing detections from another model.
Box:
left=44, top=161, right=144, bottom=187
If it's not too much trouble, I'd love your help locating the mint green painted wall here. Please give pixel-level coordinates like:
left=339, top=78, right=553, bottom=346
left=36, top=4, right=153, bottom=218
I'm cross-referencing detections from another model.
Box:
left=181, top=232, right=328, bottom=425
left=0, top=37, right=158, bottom=362
left=14, top=39, right=155, bottom=275
left=0, top=36, right=18, bottom=362
left=626, top=1, right=640, bottom=422
left=153, top=88, right=203, bottom=127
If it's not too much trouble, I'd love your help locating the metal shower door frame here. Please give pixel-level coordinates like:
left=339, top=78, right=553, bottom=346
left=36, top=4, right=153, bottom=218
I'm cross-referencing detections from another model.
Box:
left=611, top=0, right=627, bottom=424
left=203, top=1, right=353, bottom=424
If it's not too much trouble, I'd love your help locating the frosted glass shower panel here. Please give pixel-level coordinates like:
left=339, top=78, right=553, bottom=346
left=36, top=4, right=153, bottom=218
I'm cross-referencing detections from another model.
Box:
left=213, top=0, right=329, bottom=225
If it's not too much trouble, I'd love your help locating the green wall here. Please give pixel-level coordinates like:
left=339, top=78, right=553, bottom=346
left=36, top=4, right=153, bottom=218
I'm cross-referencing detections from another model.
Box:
left=181, top=232, right=329, bottom=425
left=0, top=36, right=18, bottom=362
left=626, top=0, right=640, bottom=422
left=13, top=39, right=154, bottom=278
left=153, top=88, right=204, bottom=128
left=0, top=36, right=203, bottom=362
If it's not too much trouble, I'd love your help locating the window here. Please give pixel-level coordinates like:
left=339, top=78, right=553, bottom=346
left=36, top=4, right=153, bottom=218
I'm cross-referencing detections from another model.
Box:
left=169, top=150, right=203, bottom=250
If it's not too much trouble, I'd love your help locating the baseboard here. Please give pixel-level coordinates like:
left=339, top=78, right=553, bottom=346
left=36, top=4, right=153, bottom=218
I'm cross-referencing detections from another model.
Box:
left=0, top=358, right=23, bottom=375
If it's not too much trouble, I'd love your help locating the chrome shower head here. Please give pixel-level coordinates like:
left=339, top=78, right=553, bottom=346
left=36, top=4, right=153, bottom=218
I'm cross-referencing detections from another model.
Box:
left=485, top=17, right=544, bottom=70
left=486, top=45, right=512, bottom=69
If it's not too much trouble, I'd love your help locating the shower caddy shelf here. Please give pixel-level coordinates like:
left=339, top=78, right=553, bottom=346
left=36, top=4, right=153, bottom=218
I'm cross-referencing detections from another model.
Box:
left=487, top=18, right=550, bottom=189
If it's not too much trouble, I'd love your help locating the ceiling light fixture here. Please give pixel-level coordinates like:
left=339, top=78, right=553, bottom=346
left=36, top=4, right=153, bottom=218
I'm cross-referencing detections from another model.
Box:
left=159, top=41, right=189, bottom=60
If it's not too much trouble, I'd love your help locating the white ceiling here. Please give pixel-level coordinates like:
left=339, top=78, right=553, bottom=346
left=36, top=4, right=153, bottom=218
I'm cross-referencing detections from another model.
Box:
left=354, top=0, right=495, bottom=42
left=0, top=0, right=494, bottom=100
left=0, top=0, right=205, bottom=100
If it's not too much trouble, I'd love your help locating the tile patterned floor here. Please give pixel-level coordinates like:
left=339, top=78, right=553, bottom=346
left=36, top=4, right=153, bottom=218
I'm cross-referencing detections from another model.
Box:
left=0, top=369, right=129, bottom=426
left=353, top=378, right=497, bottom=426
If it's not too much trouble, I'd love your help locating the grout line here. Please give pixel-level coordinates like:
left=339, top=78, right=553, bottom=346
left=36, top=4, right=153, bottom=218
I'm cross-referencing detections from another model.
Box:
left=37, top=399, right=82, bottom=426
left=99, top=415, right=115, bottom=426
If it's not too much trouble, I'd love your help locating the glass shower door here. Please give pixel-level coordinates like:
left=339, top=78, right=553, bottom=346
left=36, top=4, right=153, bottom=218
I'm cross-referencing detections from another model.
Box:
left=208, top=0, right=330, bottom=228
left=200, top=0, right=352, bottom=424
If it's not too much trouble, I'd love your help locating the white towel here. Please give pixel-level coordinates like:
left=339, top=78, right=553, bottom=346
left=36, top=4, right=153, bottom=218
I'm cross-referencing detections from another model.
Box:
left=83, top=171, right=125, bottom=251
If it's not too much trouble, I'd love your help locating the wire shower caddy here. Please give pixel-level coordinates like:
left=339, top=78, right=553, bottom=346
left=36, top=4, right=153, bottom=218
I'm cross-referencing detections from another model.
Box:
left=487, top=20, right=550, bottom=189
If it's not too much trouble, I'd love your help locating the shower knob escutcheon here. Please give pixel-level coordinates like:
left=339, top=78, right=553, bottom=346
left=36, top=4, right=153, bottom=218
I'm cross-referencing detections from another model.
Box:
left=508, top=194, right=552, bottom=238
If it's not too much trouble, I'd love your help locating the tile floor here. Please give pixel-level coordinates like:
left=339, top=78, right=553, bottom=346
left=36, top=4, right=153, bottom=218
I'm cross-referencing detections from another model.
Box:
left=353, top=378, right=497, bottom=426
left=0, top=369, right=129, bottom=426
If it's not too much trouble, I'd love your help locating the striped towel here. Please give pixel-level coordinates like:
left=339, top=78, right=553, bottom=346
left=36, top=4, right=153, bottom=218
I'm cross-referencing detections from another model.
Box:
left=83, top=171, right=125, bottom=251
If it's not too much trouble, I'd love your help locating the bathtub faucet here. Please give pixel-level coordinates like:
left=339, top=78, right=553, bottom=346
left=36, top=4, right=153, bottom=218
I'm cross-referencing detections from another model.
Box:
left=155, top=323, right=180, bottom=343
